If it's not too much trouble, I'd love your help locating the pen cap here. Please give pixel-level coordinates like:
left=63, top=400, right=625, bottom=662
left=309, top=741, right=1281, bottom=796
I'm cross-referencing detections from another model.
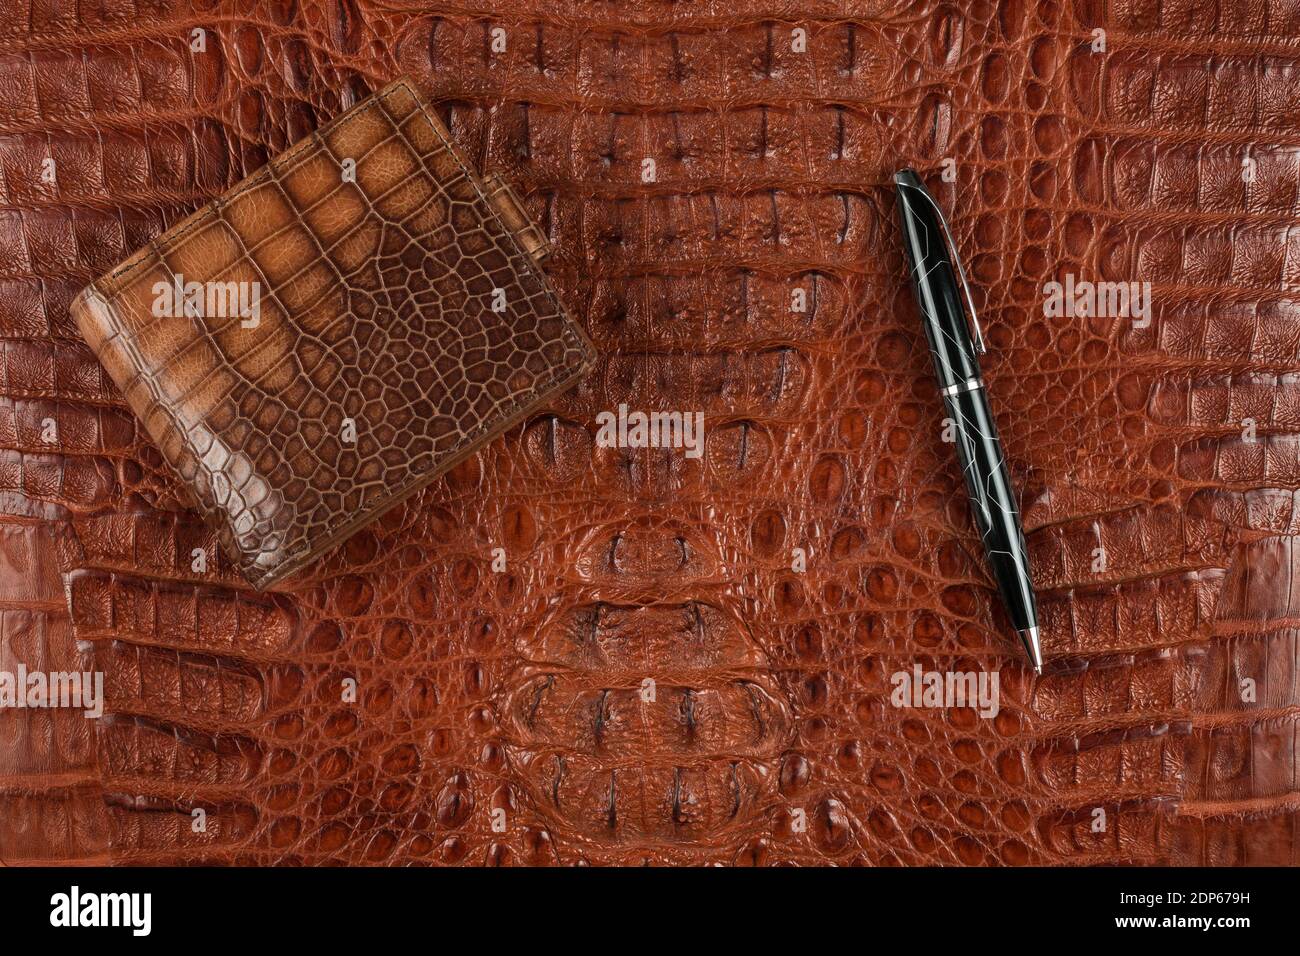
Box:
left=893, top=170, right=982, bottom=387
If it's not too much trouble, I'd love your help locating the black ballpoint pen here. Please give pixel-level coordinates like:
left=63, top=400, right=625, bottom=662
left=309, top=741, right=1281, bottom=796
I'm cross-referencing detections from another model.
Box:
left=892, top=168, right=1042, bottom=673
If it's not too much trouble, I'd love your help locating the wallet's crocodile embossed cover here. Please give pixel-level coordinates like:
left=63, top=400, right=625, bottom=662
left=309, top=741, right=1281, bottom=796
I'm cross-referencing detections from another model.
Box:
left=68, top=78, right=597, bottom=590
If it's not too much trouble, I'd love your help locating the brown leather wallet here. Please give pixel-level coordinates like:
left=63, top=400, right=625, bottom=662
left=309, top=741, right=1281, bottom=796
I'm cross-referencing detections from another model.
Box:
left=70, top=77, right=596, bottom=590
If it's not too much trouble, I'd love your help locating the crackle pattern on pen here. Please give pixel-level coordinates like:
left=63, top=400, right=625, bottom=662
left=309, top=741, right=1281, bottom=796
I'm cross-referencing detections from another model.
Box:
left=897, top=176, right=1035, bottom=616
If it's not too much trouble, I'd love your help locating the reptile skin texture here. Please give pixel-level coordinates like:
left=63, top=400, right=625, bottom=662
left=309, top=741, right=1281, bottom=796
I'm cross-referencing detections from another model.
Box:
left=2, top=1, right=1298, bottom=865
left=71, top=78, right=594, bottom=590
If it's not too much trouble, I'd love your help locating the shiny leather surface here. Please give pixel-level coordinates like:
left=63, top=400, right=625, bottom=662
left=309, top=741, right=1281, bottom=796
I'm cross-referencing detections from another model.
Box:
left=1, top=1, right=1297, bottom=865
left=71, top=78, right=594, bottom=590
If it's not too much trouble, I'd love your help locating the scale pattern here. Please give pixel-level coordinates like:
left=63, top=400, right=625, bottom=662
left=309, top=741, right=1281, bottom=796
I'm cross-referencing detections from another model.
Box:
left=1, top=0, right=1297, bottom=865
left=71, top=78, right=593, bottom=589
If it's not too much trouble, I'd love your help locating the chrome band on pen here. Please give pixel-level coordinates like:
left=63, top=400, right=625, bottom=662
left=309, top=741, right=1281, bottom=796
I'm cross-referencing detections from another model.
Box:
left=940, top=377, right=983, bottom=397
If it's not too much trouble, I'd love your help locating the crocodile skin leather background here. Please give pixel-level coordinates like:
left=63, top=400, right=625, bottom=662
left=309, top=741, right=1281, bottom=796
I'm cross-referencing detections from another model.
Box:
left=1, top=1, right=1297, bottom=865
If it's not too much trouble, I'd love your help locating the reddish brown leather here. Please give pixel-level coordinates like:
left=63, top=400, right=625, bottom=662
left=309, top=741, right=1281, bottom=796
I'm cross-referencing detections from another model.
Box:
left=1, top=2, right=1297, bottom=865
left=70, top=77, right=594, bottom=590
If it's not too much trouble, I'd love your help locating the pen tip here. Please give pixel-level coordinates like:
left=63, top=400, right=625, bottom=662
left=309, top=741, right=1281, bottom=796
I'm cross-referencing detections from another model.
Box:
left=893, top=168, right=920, bottom=187
left=1017, top=626, right=1043, bottom=675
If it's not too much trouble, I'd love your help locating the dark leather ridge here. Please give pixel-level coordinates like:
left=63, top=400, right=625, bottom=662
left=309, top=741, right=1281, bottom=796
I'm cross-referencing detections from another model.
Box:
left=0, top=1, right=1297, bottom=866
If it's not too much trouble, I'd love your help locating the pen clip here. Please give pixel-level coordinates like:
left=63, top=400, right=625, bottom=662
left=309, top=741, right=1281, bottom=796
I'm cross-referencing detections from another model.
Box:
left=900, top=178, right=986, bottom=354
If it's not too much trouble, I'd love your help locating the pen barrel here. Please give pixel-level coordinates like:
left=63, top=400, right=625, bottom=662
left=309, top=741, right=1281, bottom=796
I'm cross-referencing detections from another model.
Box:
left=894, top=180, right=981, bottom=388
left=943, top=385, right=1038, bottom=633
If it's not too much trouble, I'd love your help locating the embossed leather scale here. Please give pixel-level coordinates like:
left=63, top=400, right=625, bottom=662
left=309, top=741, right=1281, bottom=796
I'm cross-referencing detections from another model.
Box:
left=69, top=78, right=596, bottom=590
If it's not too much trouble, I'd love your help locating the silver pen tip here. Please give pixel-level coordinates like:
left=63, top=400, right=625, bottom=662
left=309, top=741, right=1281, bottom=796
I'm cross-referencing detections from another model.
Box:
left=1017, top=626, right=1043, bottom=674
